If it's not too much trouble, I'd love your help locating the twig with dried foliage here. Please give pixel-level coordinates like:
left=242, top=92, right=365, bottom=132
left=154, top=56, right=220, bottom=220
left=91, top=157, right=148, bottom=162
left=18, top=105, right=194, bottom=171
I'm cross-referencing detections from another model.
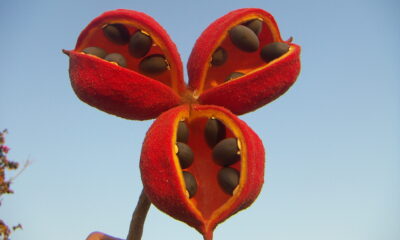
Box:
left=0, top=129, right=24, bottom=240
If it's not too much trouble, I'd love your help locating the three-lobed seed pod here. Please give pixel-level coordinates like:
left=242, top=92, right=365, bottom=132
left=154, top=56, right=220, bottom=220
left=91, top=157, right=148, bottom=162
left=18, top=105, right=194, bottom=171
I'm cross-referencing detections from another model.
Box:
left=65, top=8, right=301, bottom=240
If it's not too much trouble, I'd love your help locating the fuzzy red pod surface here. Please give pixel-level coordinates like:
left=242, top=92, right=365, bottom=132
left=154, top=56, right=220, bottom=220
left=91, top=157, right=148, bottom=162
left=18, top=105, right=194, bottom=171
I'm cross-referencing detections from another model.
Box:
left=64, top=9, right=185, bottom=120
left=65, top=8, right=300, bottom=120
left=188, top=8, right=301, bottom=115
left=65, top=8, right=300, bottom=240
left=140, top=104, right=265, bottom=240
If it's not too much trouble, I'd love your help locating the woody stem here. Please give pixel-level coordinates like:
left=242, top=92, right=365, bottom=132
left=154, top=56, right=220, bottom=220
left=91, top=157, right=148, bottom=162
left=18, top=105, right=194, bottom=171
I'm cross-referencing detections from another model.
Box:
left=126, top=189, right=151, bottom=240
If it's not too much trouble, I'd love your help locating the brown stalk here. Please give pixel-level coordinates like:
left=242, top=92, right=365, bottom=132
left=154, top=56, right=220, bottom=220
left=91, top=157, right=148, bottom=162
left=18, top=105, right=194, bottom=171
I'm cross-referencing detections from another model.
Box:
left=126, top=189, right=151, bottom=240
left=86, top=189, right=151, bottom=240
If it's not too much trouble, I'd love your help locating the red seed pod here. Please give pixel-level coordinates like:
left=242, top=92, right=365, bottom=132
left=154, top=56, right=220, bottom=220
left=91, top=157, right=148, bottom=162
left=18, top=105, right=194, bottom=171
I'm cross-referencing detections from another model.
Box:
left=140, top=104, right=265, bottom=240
left=65, top=8, right=301, bottom=120
left=188, top=8, right=301, bottom=115
left=64, top=8, right=300, bottom=240
left=64, top=9, right=186, bottom=120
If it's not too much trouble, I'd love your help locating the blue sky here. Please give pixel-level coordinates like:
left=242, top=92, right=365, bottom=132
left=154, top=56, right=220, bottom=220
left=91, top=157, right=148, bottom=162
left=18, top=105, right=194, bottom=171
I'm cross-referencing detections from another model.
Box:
left=1, top=0, right=399, bottom=240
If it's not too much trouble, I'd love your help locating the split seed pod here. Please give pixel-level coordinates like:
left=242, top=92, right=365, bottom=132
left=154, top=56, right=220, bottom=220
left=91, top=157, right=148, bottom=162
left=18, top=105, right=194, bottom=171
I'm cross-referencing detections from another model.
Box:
left=188, top=8, right=301, bottom=115
left=64, top=9, right=186, bottom=120
left=65, top=8, right=301, bottom=240
left=65, top=8, right=301, bottom=120
left=140, top=104, right=265, bottom=240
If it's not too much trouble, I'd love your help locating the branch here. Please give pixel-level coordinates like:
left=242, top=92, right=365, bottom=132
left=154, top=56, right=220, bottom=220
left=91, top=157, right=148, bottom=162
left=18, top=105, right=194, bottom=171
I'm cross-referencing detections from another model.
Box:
left=126, top=189, right=151, bottom=240
left=86, top=189, right=151, bottom=240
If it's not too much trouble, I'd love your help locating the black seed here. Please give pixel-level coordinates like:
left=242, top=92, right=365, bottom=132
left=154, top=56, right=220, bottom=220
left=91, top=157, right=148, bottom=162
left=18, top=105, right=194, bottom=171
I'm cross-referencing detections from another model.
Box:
left=183, top=171, right=197, bottom=198
left=177, top=121, right=189, bottom=143
left=260, top=42, right=290, bottom=63
left=104, top=53, right=126, bottom=67
left=211, top=47, right=227, bottom=66
left=212, top=138, right=240, bottom=166
left=139, top=55, right=168, bottom=75
left=218, top=167, right=240, bottom=195
left=176, top=142, right=194, bottom=169
left=225, top=72, right=245, bottom=82
left=205, top=118, right=226, bottom=147
left=129, top=31, right=153, bottom=58
left=244, top=19, right=263, bottom=35
left=229, top=25, right=259, bottom=52
left=103, top=23, right=130, bottom=45
left=82, top=47, right=107, bottom=58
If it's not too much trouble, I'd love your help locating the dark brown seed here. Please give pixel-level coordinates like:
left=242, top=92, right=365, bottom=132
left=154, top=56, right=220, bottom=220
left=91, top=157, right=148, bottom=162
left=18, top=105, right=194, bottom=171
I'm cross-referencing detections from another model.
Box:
left=103, top=24, right=130, bottom=45
left=82, top=47, right=107, bottom=58
left=212, top=138, right=240, bottom=166
left=204, top=118, right=226, bottom=147
left=177, top=121, right=189, bottom=143
left=176, top=142, right=194, bottom=169
left=260, top=42, right=290, bottom=63
left=244, top=19, right=263, bottom=35
left=211, top=47, right=227, bottom=66
left=129, top=31, right=153, bottom=58
left=104, top=53, right=126, bottom=67
left=218, top=167, right=240, bottom=195
left=225, top=72, right=245, bottom=82
left=139, top=55, right=168, bottom=75
left=229, top=25, right=259, bottom=52
left=183, top=171, right=197, bottom=198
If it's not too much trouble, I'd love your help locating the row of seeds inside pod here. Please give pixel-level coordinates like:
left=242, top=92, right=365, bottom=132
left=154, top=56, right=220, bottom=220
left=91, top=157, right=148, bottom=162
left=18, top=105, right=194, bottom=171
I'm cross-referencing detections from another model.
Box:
left=81, top=23, right=169, bottom=75
left=175, top=118, right=241, bottom=198
left=210, top=19, right=291, bottom=82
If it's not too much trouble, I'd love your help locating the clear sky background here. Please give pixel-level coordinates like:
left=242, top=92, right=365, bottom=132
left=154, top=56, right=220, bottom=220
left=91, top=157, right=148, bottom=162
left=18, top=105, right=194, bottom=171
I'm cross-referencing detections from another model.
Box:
left=1, top=0, right=399, bottom=240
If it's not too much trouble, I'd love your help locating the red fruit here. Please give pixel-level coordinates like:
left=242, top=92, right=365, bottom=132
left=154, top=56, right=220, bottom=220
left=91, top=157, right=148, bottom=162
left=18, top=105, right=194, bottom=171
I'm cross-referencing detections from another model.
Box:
left=65, top=8, right=301, bottom=239
left=140, top=104, right=265, bottom=240
left=65, top=8, right=301, bottom=120
left=64, top=9, right=186, bottom=120
left=188, top=8, right=301, bottom=115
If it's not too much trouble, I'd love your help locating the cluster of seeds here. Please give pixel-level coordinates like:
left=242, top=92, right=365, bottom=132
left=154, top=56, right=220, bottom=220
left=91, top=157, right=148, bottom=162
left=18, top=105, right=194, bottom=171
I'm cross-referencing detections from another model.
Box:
left=175, top=120, right=196, bottom=198
left=210, top=19, right=290, bottom=82
left=81, top=23, right=169, bottom=76
left=206, top=118, right=241, bottom=195
left=175, top=118, right=241, bottom=198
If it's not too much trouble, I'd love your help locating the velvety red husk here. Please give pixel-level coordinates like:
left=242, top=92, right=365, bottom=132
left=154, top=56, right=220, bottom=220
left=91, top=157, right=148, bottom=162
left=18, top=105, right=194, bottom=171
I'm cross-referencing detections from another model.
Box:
left=188, top=8, right=280, bottom=90
left=140, top=104, right=265, bottom=238
left=68, top=51, right=182, bottom=120
left=68, top=9, right=186, bottom=120
left=75, top=9, right=186, bottom=94
left=187, top=8, right=301, bottom=115
left=199, top=45, right=301, bottom=115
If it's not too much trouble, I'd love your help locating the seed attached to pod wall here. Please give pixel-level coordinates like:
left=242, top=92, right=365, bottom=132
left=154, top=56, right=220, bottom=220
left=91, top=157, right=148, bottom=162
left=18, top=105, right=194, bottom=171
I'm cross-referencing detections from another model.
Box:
left=211, top=47, right=227, bottom=66
left=139, top=54, right=168, bottom=75
left=104, top=53, right=127, bottom=67
left=140, top=104, right=266, bottom=239
left=82, top=47, right=107, bottom=58
left=260, top=42, right=290, bottom=63
left=176, top=142, right=194, bottom=169
left=183, top=171, right=197, bottom=198
left=177, top=121, right=189, bottom=143
left=129, top=31, right=153, bottom=58
left=244, top=19, right=263, bottom=35
left=102, top=23, right=130, bottom=45
left=229, top=25, right=259, bottom=52
left=225, top=72, right=245, bottom=82
left=213, top=138, right=240, bottom=166
left=218, top=167, right=240, bottom=195
left=205, top=118, right=226, bottom=147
